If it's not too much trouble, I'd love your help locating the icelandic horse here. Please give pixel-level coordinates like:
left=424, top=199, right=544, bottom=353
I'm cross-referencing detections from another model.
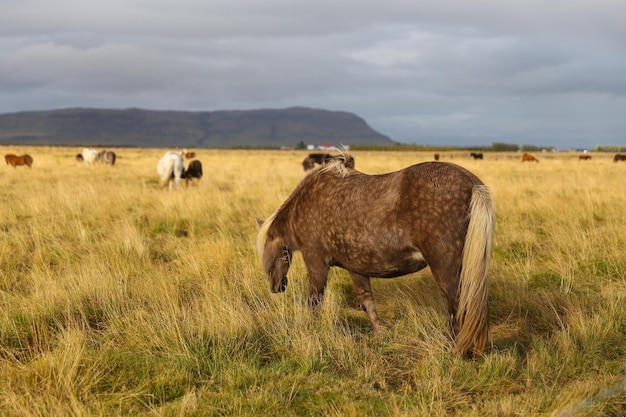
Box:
left=256, top=157, right=495, bottom=357
left=521, top=153, right=539, bottom=162
left=157, top=151, right=185, bottom=189
left=5, top=154, right=33, bottom=167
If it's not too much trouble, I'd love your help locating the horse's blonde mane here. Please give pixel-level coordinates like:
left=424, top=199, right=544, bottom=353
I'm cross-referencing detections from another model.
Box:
left=256, top=210, right=278, bottom=258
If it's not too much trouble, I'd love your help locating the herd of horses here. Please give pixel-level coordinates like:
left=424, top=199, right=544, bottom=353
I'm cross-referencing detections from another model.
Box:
left=436, top=152, right=626, bottom=163
left=4, top=147, right=625, bottom=356
left=4, top=149, right=204, bottom=190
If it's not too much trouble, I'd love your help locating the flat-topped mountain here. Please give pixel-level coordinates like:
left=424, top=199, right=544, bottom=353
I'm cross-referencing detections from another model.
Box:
left=0, top=107, right=395, bottom=148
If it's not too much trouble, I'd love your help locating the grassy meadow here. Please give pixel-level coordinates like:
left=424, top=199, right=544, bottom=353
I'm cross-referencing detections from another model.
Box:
left=1, top=146, right=625, bottom=416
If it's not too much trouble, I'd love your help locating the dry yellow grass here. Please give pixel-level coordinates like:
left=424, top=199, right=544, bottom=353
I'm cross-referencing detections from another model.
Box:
left=1, top=146, right=625, bottom=416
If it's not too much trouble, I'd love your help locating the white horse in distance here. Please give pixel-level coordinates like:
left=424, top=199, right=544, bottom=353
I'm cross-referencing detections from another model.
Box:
left=157, top=151, right=185, bottom=189
left=81, top=148, right=99, bottom=164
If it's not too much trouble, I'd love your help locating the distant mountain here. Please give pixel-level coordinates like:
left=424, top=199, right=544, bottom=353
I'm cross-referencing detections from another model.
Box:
left=0, top=107, right=395, bottom=148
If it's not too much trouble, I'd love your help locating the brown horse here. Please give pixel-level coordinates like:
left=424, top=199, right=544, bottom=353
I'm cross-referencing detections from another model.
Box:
left=96, top=150, right=116, bottom=165
left=5, top=154, right=33, bottom=168
left=182, top=160, right=203, bottom=186
left=521, top=153, right=539, bottom=162
left=579, top=154, right=592, bottom=161
left=256, top=159, right=495, bottom=356
left=301, top=157, right=315, bottom=171
left=613, top=153, right=626, bottom=162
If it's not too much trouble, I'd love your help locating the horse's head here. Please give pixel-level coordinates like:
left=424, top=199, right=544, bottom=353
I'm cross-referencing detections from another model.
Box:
left=263, top=240, right=290, bottom=293
left=255, top=217, right=290, bottom=293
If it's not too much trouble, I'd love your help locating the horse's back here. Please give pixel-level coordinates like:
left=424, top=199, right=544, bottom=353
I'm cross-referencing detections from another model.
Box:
left=286, top=162, right=483, bottom=272
left=301, top=162, right=481, bottom=206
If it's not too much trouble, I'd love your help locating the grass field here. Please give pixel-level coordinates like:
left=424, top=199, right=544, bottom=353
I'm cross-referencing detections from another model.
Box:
left=1, top=146, right=625, bottom=416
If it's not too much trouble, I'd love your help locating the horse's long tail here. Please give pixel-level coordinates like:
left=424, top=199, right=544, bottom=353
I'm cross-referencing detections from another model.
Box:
left=454, top=185, right=495, bottom=357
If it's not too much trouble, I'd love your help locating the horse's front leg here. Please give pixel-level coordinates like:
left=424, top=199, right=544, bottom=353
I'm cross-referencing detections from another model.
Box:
left=304, top=260, right=329, bottom=311
left=349, top=272, right=383, bottom=332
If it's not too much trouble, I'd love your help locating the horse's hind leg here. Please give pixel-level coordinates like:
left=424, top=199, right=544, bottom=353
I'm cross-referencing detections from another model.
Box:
left=349, top=272, right=383, bottom=332
left=429, top=262, right=462, bottom=340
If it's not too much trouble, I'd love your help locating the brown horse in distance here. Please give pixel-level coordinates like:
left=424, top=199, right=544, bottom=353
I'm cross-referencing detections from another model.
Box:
left=257, top=158, right=495, bottom=357
left=301, top=157, right=315, bottom=171
left=613, top=153, right=626, bottom=162
left=521, top=153, right=539, bottom=162
left=182, top=160, right=203, bottom=186
left=96, top=150, right=117, bottom=165
left=5, top=154, right=33, bottom=168
left=579, top=154, right=592, bottom=161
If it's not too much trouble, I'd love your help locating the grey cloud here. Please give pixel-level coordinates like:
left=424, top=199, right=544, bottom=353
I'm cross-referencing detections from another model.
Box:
left=1, top=1, right=626, bottom=149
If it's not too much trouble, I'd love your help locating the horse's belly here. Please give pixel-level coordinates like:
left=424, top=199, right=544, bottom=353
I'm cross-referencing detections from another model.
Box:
left=337, top=249, right=428, bottom=278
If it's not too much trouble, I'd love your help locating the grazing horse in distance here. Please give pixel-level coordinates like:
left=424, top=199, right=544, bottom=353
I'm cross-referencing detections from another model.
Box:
left=302, top=153, right=332, bottom=171
left=329, top=153, right=355, bottom=169
left=302, top=157, right=315, bottom=171
left=308, top=153, right=333, bottom=164
left=470, top=152, right=483, bottom=160
left=5, top=154, right=33, bottom=168
left=157, top=151, right=185, bottom=189
left=81, top=148, right=99, bottom=165
left=97, top=150, right=116, bottom=165
left=184, top=151, right=196, bottom=159
left=104, top=151, right=116, bottom=165
left=613, top=153, right=626, bottom=162
left=302, top=153, right=355, bottom=171
left=579, top=154, right=592, bottom=161
left=256, top=158, right=495, bottom=357
left=521, top=153, right=539, bottom=163
left=183, top=160, right=203, bottom=186
left=434, top=153, right=440, bottom=161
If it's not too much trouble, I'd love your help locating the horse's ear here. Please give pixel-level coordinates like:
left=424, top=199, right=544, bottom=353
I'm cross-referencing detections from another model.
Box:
left=254, top=217, right=264, bottom=229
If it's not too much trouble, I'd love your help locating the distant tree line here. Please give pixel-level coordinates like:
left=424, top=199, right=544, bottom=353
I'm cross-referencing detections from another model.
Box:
left=230, top=141, right=626, bottom=152
left=349, top=142, right=557, bottom=152
left=594, top=145, right=626, bottom=152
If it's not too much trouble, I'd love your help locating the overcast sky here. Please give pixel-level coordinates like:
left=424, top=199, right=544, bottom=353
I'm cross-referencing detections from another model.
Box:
left=1, top=1, right=625, bottom=149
